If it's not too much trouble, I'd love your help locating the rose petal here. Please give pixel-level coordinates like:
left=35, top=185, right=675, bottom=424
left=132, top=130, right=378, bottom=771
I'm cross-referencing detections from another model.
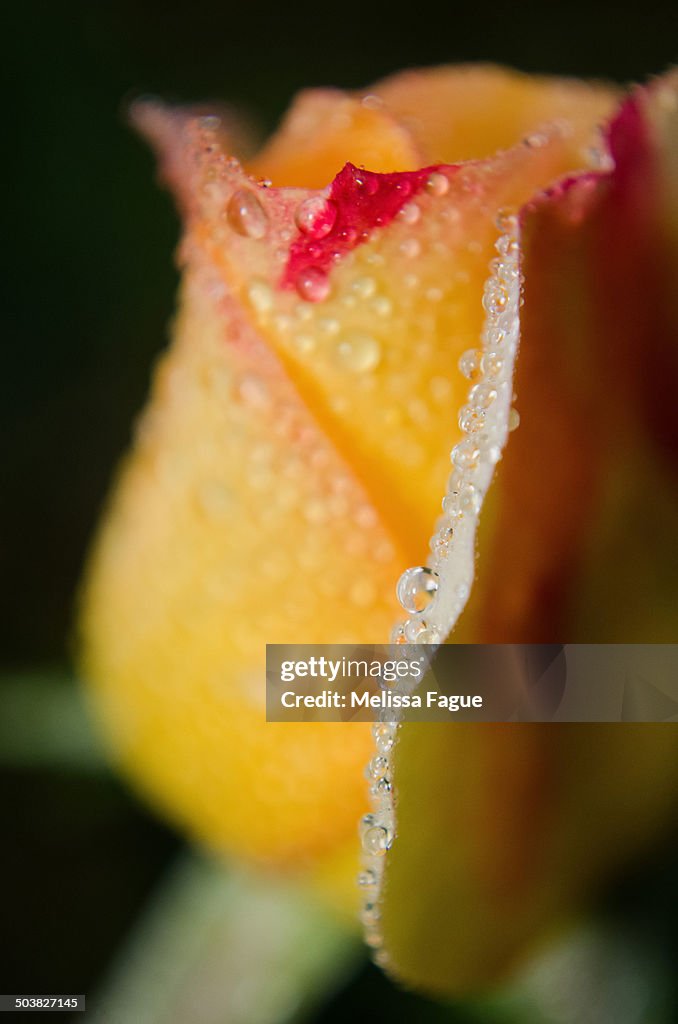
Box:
left=373, top=63, right=618, bottom=164
left=376, top=73, right=678, bottom=994
left=80, top=72, right=625, bottom=890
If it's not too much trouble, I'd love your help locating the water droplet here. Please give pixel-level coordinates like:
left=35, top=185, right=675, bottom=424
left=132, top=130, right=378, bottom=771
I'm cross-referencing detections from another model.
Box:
left=397, top=566, right=439, bottom=613
left=361, top=903, right=381, bottom=930
left=361, top=93, right=384, bottom=110
left=318, top=316, right=340, bottom=336
left=508, top=407, right=521, bottom=431
left=397, top=202, right=420, bottom=225
left=371, top=777, right=392, bottom=800
left=485, top=324, right=508, bottom=348
left=358, top=868, right=378, bottom=887
left=367, top=756, right=389, bottom=779
left=482, top=351, right=504, bottom=377
left=451, top=438, right=481, bottom=470
left=334, top=332, right=381, bottom=373
left=496, top=234, right=519, bottom=257
left=296, top=266, right=330, bottom=302
left=247, top=279, right=273, bottom=313
left=459, top=349, right=481, bottom=380
left=292, top=333, right=315, bottom=354
left=426, top=171, right=449, bottom=196
left=371, top=296, right=392, bottom=318
left=390, top=623, right=407, bottom=645
left=495, top=208, right=518, bottom=233
left=431, top=524, right=455, bottom=560
left=404, top=618, right=441, bottom=643
left=227, top=188, right=268, bottom=239
left=469, top=382, right=497, bottom=409
left=458, top=404, right=486, bottom=434
left=295, top=195, right=336, bottom=238
left=362, top=825, right=391, bottom=855
left=373, top=723, right=395, bottom=754
left=483, top=281, right=509, bottom=315
left=352, top=275, right=377, bottom=299
left=399, top=237, right=421, bottom=259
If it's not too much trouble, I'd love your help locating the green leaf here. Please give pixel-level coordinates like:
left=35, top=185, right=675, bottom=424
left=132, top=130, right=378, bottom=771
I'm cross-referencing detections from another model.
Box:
left=90, top=853, right=362, bottom=1024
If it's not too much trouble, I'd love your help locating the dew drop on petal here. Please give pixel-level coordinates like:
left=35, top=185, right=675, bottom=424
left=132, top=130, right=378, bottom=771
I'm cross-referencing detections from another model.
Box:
left=390, top=623, right=407, bottom=645
left=334, top=332, right=381, bottom=373
left=373, top=723, right=395, bottom=753
left=362, top=825, right=391, bottom=856
left=397, top=202, right=420, bottom=225
left=508, top=407, right=521, bottom=431
left=426, top=171, right=449, bottom=196
left=404, top=618, right=441, bottom=643
left=451, top=438, right=481, bottom=471
left=458, top=404, right=486, bottom=434
left=459, top=349, right=482, bottom=380
left=227, top=188, right=268, bottom=239
left=367, top=756, right=389, bottom=779
left=295, top=266, right=330, bottom=302
left=396, top=566, right=439, bottom=614
left=495, top=208, right=518, bottom=233
left=352, top=275, right=377, bottom=299
left=481, top=351, right=504, bottom=377
left=295, top=195, right=337, bottom=238
left=399, top=237, right=421, bottom=259
left=247, top=279, right=273, bottom=313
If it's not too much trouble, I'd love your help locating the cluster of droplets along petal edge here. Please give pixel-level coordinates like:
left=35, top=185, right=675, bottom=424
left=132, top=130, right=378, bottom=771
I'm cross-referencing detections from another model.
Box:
left=358, top=216, right=522, bottom=965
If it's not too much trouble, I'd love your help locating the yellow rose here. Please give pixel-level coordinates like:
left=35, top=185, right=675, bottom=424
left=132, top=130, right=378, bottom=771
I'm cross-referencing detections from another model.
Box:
left=79, top=65, right=678, bottom=995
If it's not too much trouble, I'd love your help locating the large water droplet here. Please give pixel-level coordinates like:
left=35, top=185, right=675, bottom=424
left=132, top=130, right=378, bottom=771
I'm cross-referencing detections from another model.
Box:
left=227, top=189, right=268, bottom=239
left=397, top=566, right=439, bottom=614
left=451, top=438, right=481, bottom=470
left=362, top=825, right=391, bottom=856
left=426, top=171, right=449, bottom=196
left=459, top=349, right=481, bottom=380
left=295, top=266, right=330, bottom=302
left=367, top=756, right=389, bottom=779
left=295, top=195, right=336, bottom=238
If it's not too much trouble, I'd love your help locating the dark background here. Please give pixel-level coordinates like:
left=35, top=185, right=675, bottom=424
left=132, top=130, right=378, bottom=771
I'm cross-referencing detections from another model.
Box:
left=2, top=0, right=677, bottom=1016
